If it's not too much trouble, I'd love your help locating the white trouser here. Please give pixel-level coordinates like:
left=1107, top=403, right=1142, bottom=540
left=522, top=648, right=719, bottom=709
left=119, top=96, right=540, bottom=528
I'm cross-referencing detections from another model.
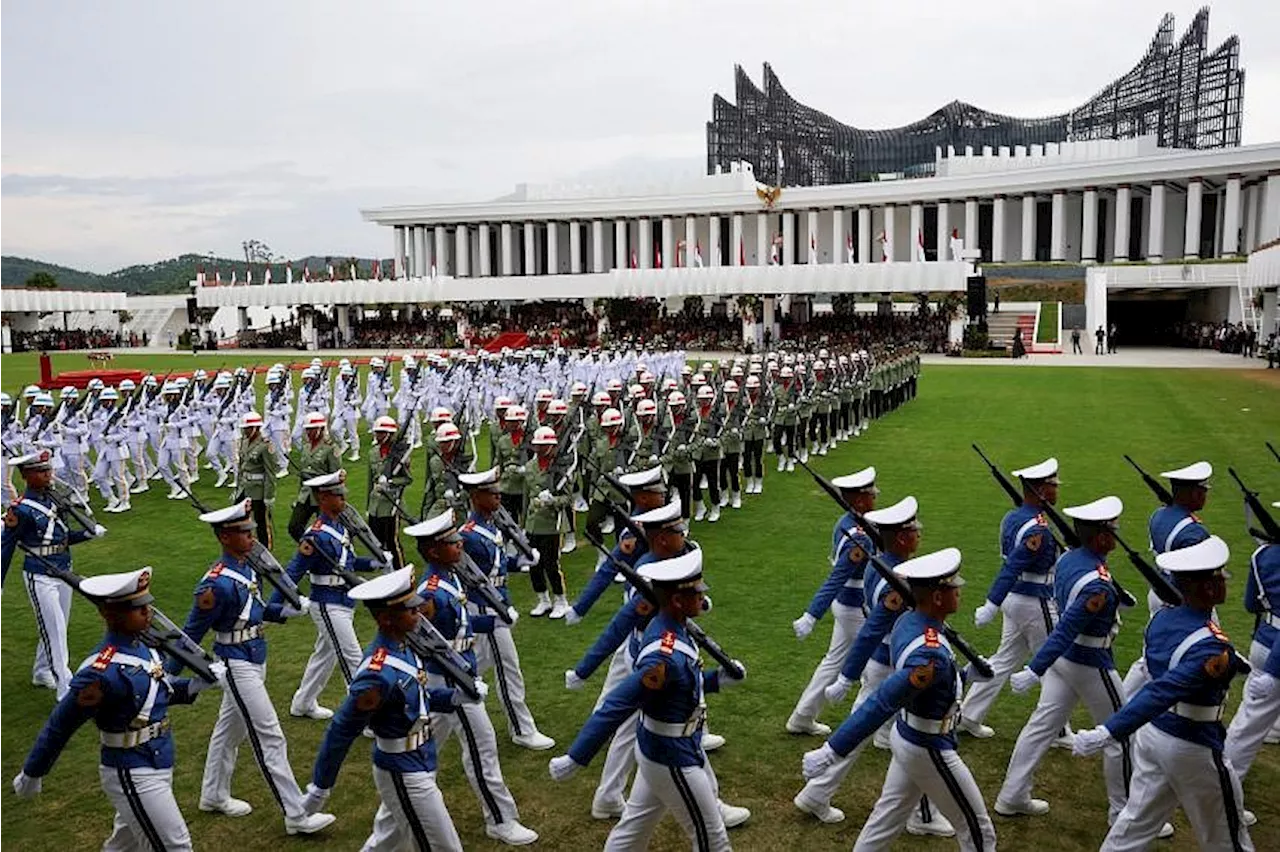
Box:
left=1121, top=592, right=1177, bottom=699
left=92, top=454, right=123, bottom=501
left=1224, top=639, right=1280, bottom=779
left=477, top=625, right=539, bottom=739
left=202, top=658, right=307, bottom=818
left=853, top=728, right=997, bottom=852
left=61, top=452, right=88, bottom=497
left=998, top=658, right=1129, bottom=819
left=269, top=427, right=290, bottom=461
left=206, top=431, right=233, bottom=473
left=156, top=445, right=187, bottom=488
left=604, top=750, right=730, bottom=852
left=292, top=602, right=364, bottom=711
left=961, top=592, right=1057, bottom=724
left=428, top=676, right=521, bottom=828
left=363, top=766, right=464, bottom=852
left=1101, top=725, right=1253, bottom=852
left=100, top=765, right=192, bottom=852
left=332, top=409, right=359, bottom=448
left=25, top=572, right=73, bottom=697
left=791, top=601, right=864, bottom=724
left=593, top=646, right=638, bottom=808
left=127, top=436, right=152, bottom=479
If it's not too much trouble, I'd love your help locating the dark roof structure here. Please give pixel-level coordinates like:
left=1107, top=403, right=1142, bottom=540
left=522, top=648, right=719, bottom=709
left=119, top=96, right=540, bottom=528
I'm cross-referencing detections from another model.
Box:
left=706, top=8, right=1243, bottom=185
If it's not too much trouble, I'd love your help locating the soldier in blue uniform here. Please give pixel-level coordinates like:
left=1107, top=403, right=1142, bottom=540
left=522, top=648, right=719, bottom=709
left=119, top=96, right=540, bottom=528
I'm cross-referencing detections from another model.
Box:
left=1075, top=536, right=1255, bottom=851
left=2, top=450, right=107, bottom=698
left=549, top=548, right=747, bottom=851
left=960, top=458, right=1071, bottom=746
left=802, top=548, right=998, bottom=851
left=457, top=467, right=553, bottom=751
left=407, top=509, right=539, bottom=846
left=1122, top=461, right=1213, bottom=699
left=173, top=499, right=335, bottom=835
left=11, top=567, right=219, bottom=851
left=789, top=466, right=879, bottom=738
left=303, top=567, right=482, bottom=852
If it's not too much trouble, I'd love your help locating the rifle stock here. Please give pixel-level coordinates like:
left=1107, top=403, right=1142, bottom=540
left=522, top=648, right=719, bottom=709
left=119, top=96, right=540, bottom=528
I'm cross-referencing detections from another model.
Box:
left=1112, top=532, right=1183, bottom=607
left=1124, top=455, right=1174, bottom=505
left=1229, top=467, right=1280, bottom=543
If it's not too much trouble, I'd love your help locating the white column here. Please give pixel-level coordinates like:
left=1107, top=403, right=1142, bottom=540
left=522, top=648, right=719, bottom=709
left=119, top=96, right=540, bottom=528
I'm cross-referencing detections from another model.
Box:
left=569, top=220, right=582, bottom=274
left=1050, top=190, right=1066, bottom=261
left=478, top=223, right=492, bottom=276
left=500, top=223, right=513, bottom=275
left=1021, top=194, right=1036, bottom=261
left=757, top=212, right=769, bottom=265
left=393, top=226, right=407, bottom=279
left=1222, top=175, right=1242, bottom=257
left=635, top=218, right=650, bottom=269
left=709, top=215, right=721, bottom=267
left=1263, top=172, right=1280, bottom=244
left=731, top=214, right=743, bottom=266
left=1183, top=179, right=1203, bottom=259
left=1081, top=188, right=1098, bottom=263
left=992, top=196, right=1006, bottom=262
left=832, top=208, right=845, bottom=263
left=1147, top=182, right=1165, bottom=262
left=857, top=207, right=871, bottom=264
left=615, top=220, right=628, bottom=269
left=806, top=209, right=819, bottom=263
left=523, top=221, right=537, bottom=274
left=662, top=217, right=674, bottom=268
left=937, top=201, right=950, bottom=261
left=455, top=225, right=469, bottom=277
left=1114, top=185, right=1131, bottom=262
left=782, top=212, right=795, bottom=264
left=434, top=226, right=448, bottom=275
left=415, top=225, right=430, bottom=277
left=684, top=216, right=697, bottom=267
left=546, top=221, right=559, bottom=275
left=592, top=220, right=605, bottom=272
left=908, top=203, right=923, bottom=262
left=965, top=198, right=979, bottom=255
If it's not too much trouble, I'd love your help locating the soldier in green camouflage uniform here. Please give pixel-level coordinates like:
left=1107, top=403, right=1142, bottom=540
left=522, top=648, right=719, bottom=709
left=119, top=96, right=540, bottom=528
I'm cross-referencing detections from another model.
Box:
left=718, top=379, right=746, bottom=509
left=659, top=390, right=698, bottom=520
left=495, top=403, right=528, bottom=521
left=287, top=413, right=342, bottom=541
left=689, top=384, right=724, bottom=523
left=420, top=421, right=469, bottom=520
left=368, top=414, right=411, bottom=568
left=770, top=365, right=799, bottom=473
left=236, top=412, right=279, bottom=549
left=512, top=425, right=575, bottom=618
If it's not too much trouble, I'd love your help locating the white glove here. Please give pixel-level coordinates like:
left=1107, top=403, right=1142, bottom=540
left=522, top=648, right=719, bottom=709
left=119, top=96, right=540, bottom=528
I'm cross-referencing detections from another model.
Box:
left=537, top=489, right=553, bottom=503
left=381, top=551, right=394, bottom=569
left=1010, top=667, right=1041, bottom=694
left=302, top=783, right=331, bottom=815
left=802, top=743, right=838, bottom=780
left=377, top=474, right=389, bottom=487
left=516, top=550, right=538, bottom=569
left=12, top=772, right=42, bottom=799
left=564, top=608, right=583, bottom=626
left=676, top=443, right=687, bottom=454
left=701, top=594, right=713, bottom=613
left=92, top=523, right=107, bottom=538
left=505, top=606, right=519, bottom=625
left=190, top=660, right=228, bottom=695
left=974, top=601, right=999, bottom=628
left=282, top=596, right=311, bottom=618
left=453, top=679, right=489, bottom=705
left=793, top=612, right=817, bottom=640
left=444, top=489, right=455, bottom=502
left=565, top=669, right=586, bottom=690
left=824, top=674, right=854, bottom=704
left=548, top=754, right=582, bottom=781
left=719, top=660, right=746, bottom=687
left=1071, top=725, right=1116, bottom=757
left=1246, top=672, right=1277, bottom=702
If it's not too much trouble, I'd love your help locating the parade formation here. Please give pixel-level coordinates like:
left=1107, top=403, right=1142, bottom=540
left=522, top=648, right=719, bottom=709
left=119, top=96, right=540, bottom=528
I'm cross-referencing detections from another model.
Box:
left=2, top=343, right=1277, bottom=852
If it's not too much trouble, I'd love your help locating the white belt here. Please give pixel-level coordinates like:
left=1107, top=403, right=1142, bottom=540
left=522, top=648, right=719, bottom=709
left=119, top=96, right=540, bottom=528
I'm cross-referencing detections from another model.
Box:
left=215, top=624, right=263, bottom=644
left=1264, top=613, right=1280, bottom=629
left=101, top=719, right=170, bottom=748
left=29, top=544, right=69, bottom=556
left=1073, top=634, right=1114, bottom=649
left=842, top=578, right=864, bottom=589
left=1172, top=702, right=1224, bottom=722
left=452, top=636, right=474, bottom=653
left=641, top=710, right=705, bottom=738
left=1018, top=572, right=1050, bottom=584
left=310, top=574, right=347, bottom=586
left=242, top=473, right=265, bottom=481
left=900, top=711, right=957, bottom=735
left=490, top=575, right=507, bottom=588
left=376, top=726, right=431, bottom=754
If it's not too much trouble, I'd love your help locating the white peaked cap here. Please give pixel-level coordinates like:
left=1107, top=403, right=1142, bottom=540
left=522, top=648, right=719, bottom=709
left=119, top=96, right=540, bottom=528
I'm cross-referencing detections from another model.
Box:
left=893, top=547, right=964, bottom=586
left=1155, top=534, right=1229, bottom=573
left=864, top=496, right=919, bottom=528
left=1063, top=496, right=1123, bottom=523
left=1011, top=458, right=1059, bottom=481
left=831, top=466, right=877, bottom=491
left=1159, top=461, right=1213, bottom=485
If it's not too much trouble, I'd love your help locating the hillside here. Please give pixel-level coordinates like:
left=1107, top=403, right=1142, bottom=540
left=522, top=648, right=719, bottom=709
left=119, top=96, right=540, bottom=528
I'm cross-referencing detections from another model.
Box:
left=1, top=254, right=394, bottom=295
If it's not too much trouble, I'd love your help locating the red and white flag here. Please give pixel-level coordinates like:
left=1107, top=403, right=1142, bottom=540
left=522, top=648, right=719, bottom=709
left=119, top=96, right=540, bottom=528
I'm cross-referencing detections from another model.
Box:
left=630, top=249, right=638, bottom=269
left=286, top=263, right=293, bottom=284
left=770, top=233, right=782, bottom=265
left=231, top=270, right=238, bottom=285
left=808, top=234, right=818, bottom=264
left=695, top=241, right=704, bottom=268
left=303, top=263, right=311, bottom=282
left=327, top=262, right=335, bottom=281
left=915, top=228, right=926, bottom=262
left=245, top=267, right=253, bottom=286
left=349, top=262, right=357, bottom=280
left=846, top=232, right=855, bottom=263
left=197, top=266, right=206, bottom=286
left=655, top=245, right=662, bottom=269
left=739, top=237, right=745, bottom=266
left=215, top=268, right=222, bottom=285
left=372, top=259, right=381, bottom=280
left=264, top=266, right=272, bottom=285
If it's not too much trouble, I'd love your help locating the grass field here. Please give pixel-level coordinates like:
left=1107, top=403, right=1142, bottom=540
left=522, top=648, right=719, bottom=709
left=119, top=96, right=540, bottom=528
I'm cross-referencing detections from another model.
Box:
left=3, top=351, right=1279, bottom=851
left=1036, top=303, right=1059, bottom=345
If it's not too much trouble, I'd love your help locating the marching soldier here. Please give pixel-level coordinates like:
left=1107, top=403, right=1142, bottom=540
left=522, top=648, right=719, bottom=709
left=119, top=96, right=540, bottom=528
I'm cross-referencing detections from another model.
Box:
left=771, top=365, right=798, bottom=473
left=741, top=374, right=768, bottom=495
left=368, top=415, right=411, bottom=570
left=235, top=411, right=280, bottom=549
left=174, top=500, right=334, bottom=835
left=515, top=425, right=575, bottom=619
left=421, top=421, right=470, bottom=520
left=287, top=412, right=342, bottom=542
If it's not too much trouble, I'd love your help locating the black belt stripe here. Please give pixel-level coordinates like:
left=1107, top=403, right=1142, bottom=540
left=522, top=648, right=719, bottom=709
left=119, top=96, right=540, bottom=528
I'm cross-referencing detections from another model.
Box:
left=1211, top=750, right=1246, bottom=852
left=390, top=770, right=433, bottom=851
left=669, top=765, right=710, bottom=852
left=318, top=603, right=353, bottom=684
left=919, top=795, right=932, bottom=823
left=1098, top=669, right=1132, bottom=791
left=117, top=765, right=165, bottom=852
left=926, top=748, right=984, bottom=852
left=223, top=664, right=285, bottom=811
left=455, top=706, right=504, bottom=824
left=486, top=632, right=523, bottom=736
left=27, top=573, right=58, bottom=686
left=1038, top=598, right=1055, bottom=634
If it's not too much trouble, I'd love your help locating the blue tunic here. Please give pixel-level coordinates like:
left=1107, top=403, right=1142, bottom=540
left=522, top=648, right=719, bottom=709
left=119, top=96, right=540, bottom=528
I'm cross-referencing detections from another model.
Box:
left=1, top=488, right=94, bottom=584
left=459, top=511, right=517, bottom=609
left=839, top=551, right=907, bottom=680
left=279, top=513, right=377, bottom=607
left=416, top=562, right=493, bottom=676
left=805, top=513, right=874, bottom=618
left=1244, top=543, right=1280, bottom=677
left=573, top=527, right=649, bottom=619
left=1028, top=546, right=1121, bottom=674
left=171, top=553, right=287, bottom=667
left=983, top=503, right=1057, bottom=604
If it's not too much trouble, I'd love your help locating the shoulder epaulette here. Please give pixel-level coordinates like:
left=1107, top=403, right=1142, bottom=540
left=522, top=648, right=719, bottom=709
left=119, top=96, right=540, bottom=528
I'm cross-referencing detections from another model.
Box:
left=91, top=646, right=117, bottom=670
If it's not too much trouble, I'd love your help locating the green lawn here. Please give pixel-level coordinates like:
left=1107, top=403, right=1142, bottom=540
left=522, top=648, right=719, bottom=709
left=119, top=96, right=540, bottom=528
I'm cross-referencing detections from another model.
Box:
left=1036, top=302, right=1060, bottom=345
left=3, top=352, right=1279, bottom=851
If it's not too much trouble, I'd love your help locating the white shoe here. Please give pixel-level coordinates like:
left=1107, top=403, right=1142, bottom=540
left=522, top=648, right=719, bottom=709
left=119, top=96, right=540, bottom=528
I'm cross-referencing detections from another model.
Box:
left=777, top=457, right=786, bottom=472
left=130, top=482, right=150, bottom=494
left=754, top=478, right=763, bottom=494
left=1265, top=731, right=1280, bottom=745
left=213, top=471, right=228, bottom=488
left=167, top=488, right=186, bottom=500
left=116, top=501, right=131, bottom=513
left=873, top=733, right=891, bottom=750
left=1158, top=822, right=1175, bottom=839
left=104, top=497, right=121, bottom=512
left=731, top=493, right=742, bottom=509
left=701, top=732, right=726, bottom=751
left=549, top=596, right=570, bottom=619
left=31, top=674, right=57, bottom=690
left=346, top=452, right=360, bottom=462
left=694, top=502, right=707, bottom=522
left=718, top=493, right=728, bottom=508
left=512, top=731, right=555, bottom=750
left=591, top=798, right=625, bottom=820
left=561, top=532, right=577, bottom=554
left=907, top=811, right=955, bottom=837
left=573, top=495, right=589, bottom=513
left=485, top=821, right=539, bottom=846
left=958, top=717, right=995, bottom=738
left=189, top=473, right=201, bottom=483
left=786, top=459, right=795, bottom=472
left=530, top=594, right=552, bottom=617
left=290, top=705, right=334, bottom=720
left=600, top=515, right=615, bottom=535
left=794, top=794, right=845, bottom=824
left=707, top=505, right=720, bottom=523
left=148, top=471, right=163, bottom=481
left=785, top=716, right=831, bottom=736
left=1242, top=809, right=1257, bottom=827
left=718, top=801, right=750, bottom=829
left=817, top=445, right=827, bottom=456
left=285, top=813, right=336, bottom=835
left=799, top=449, right=809, bottom=463
left=199, top=797, right=253, bottom=817
left=104, top=501, right=126, bottom=514
left=995, top=798, right=1050, bottom=817
left=275, top=468, right=289, bottom=479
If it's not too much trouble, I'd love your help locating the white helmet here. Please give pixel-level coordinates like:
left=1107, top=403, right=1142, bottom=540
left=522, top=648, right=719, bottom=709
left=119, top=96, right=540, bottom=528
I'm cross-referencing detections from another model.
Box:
left=696, top=385, right=714, bottom=401
left=505, top=404, right=529, bottom=422
left=724, top=380, right=740, bottom=394
left=495, top=395, right=514, bottom=410
left=531, top=425, right=558, bottom=446
left=591, top=391, right=611, bottom=407
left=745, top=375, right=761, bottom=389
left=600, top=408, right=623, bottom=428
left=435, top=422, right=461, bottom=443
left=59, top=386, right=79, bottom=399
left=373, top=415, right=398, bottom=433
left=667, top=390, right=687, bottom=407
left=119, top=378, right=136, bottom=392
left=636, top=398, right=657, bottom=417
left=570, top=381, right=588, bottom=398
left=547, top=399, right=569, bottom=416
left=304, top=412, right=327, bottom=430
left=628, top=384, right=646, bottom=400
left=535, top=388, right=554, bottom=404
left=429, top=406, right=453, bottom=424
left=241, top=411, right=264, bottom=429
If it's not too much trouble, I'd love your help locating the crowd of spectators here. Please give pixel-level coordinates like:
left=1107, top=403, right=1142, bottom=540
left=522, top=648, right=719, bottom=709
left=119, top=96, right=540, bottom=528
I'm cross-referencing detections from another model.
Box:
left=339, top=311, right=456, bottom=349
left=10, top=326, right=144, bottom=352
left=777, top=311, right=951, bottom=354
left=463, top=301, right=593, bottom=347
left=1167, top=320, right=1263, bottom=356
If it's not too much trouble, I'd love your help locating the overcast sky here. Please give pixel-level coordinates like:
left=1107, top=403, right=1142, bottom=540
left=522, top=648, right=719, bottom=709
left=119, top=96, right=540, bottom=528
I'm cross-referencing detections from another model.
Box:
left=3, top=0, right=1276, bottom=273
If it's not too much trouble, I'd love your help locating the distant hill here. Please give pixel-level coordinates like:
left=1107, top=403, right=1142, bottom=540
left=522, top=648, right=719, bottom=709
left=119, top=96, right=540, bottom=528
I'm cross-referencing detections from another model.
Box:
left=1, top=254, right=394, bottom=296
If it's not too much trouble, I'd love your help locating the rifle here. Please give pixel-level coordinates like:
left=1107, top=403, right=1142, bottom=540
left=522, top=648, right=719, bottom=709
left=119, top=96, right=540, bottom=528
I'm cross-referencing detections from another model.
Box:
left=18, top=544, right=218, bottom=683
left=44, top=482, right=99, bottom=533
left=1229, top=467, right=1280, bottom=544
left=797, top=459, right=995, bottom=678
left=491, top=503, right=537, bottom=562
left=583, top=529, right=745, bottom=679
left=972, top=444, right=1067, bottom=553
left=1111, top=529, right=1183, bottom=607
left=1124, top=455, right=1174, bottom=506
left=1268, top=442, right=1279, bottom=465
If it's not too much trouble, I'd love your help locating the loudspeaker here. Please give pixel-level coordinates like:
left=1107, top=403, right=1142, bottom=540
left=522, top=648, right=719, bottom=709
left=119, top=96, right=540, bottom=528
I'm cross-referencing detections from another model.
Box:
left=186, top=297, right=198, bottom=325
left=966, top=275, right=987, bottom=319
